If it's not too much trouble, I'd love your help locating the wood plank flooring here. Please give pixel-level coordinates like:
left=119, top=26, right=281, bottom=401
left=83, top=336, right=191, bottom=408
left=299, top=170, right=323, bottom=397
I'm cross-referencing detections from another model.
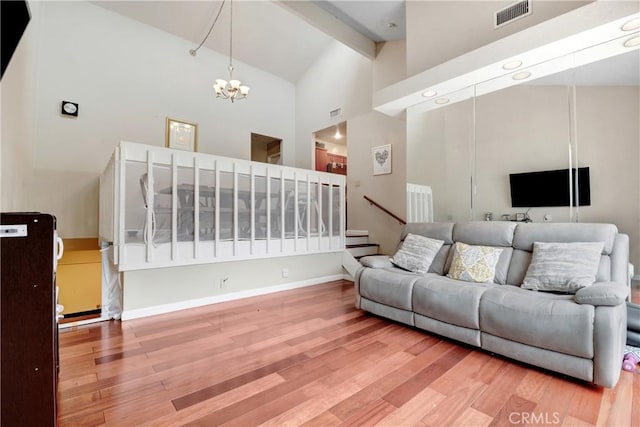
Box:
left=57, top=280, right=637, bottom=426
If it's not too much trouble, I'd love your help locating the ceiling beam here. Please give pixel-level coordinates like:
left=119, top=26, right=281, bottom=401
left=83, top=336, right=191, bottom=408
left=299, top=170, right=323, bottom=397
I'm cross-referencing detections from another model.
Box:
left=275, top=0, right=376, bottom=60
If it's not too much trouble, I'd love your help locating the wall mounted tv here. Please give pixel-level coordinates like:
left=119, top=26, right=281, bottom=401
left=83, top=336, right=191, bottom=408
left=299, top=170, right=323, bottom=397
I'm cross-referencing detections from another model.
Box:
left=509, top=167, right=591, bottom=208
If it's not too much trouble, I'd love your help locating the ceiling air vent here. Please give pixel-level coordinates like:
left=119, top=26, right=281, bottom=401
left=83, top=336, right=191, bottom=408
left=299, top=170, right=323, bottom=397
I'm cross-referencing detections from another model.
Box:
left=495, top=0, right=531, bottom=28
left=329, top=108, right=342, bottom=119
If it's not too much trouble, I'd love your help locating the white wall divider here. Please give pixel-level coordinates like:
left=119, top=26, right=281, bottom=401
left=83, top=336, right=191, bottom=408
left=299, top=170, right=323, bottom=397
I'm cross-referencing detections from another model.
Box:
left=99, top=141, right=346, bottom=271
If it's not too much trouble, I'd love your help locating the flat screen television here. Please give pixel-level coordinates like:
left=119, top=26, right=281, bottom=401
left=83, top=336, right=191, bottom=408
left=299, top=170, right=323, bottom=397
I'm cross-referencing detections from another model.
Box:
left=509, top=167, right=590, bottom=208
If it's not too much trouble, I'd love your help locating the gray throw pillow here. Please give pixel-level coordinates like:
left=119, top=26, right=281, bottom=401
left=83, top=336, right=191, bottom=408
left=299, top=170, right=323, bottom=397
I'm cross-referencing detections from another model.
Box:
left=522, top=241, right=604, bottom=293
left=390, top=233, right=444, bottom=274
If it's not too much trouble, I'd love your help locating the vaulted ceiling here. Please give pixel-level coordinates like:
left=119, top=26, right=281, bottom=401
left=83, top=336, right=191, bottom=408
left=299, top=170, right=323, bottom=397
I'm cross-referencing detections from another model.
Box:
left=92, top=1, right=406, bottom=83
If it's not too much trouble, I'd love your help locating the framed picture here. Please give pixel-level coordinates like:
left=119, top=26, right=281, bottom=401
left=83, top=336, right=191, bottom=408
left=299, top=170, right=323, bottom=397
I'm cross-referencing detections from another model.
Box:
left=372, top=144, right=392, bottom=175
left=166, top=117, right=198, bottom=152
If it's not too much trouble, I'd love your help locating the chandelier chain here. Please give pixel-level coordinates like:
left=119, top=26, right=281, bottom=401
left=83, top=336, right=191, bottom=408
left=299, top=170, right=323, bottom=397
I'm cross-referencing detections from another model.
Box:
left=190, top=0, right=226, bottom=56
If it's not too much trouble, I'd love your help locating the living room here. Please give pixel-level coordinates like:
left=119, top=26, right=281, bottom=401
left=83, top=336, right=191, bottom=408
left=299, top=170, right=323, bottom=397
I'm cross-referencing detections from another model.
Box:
left=1, top=0, right=639, bottom=425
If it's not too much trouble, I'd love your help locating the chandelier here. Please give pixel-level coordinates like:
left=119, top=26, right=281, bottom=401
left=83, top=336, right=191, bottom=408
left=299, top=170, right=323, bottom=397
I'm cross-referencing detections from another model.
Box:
left=189, top=0, right=249, bottom=102
left=214, top=0, right=249, bottom=102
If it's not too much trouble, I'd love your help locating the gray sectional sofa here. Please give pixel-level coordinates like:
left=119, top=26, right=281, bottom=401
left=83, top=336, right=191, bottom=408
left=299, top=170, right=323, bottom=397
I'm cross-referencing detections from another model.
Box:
left=355, top=222, right=629, bottom=388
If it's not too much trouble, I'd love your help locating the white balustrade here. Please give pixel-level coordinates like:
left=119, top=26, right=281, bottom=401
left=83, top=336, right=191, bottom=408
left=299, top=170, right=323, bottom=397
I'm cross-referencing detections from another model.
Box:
left=99, top=141, right=346, bottom=271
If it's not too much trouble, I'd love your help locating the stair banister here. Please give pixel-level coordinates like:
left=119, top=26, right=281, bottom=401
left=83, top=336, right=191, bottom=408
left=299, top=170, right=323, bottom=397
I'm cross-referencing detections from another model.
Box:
left=363, top=195, right=406, bottom=225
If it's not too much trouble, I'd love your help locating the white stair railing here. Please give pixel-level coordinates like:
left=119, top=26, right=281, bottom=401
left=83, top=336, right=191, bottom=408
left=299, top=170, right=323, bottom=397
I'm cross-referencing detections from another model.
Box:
left=99, top=141, right=346, bottom=271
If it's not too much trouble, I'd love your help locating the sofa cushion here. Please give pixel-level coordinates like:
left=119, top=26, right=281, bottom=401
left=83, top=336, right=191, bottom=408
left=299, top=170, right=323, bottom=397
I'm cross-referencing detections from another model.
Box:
left=447, top=242, right=504, bottom=283
left=522, top=242, right=604, bottom=293
left=480, top=286, right=595, bottom=358
left=513, top=223, right=617, bottom=254
left=358, top=268, right=425, bottom=311
left=360, top=255, right=394, bottom=269
left=413, top=276, right=495, bottom=329
left=574, top=282, right=629, bottom=306
left=400, top=223, right=454, bottom=275
left=453, top=221, right=517, bottom=247
left=390, top=233, right=444, bottom=273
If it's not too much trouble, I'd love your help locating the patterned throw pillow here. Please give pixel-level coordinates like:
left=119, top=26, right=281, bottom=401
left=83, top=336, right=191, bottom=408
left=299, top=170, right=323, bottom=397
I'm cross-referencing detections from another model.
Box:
left=446, top=242, right=504, bottom=283
left=522, top=241, right=604, bottom=293
left=390, top=233, right=444, bottom=274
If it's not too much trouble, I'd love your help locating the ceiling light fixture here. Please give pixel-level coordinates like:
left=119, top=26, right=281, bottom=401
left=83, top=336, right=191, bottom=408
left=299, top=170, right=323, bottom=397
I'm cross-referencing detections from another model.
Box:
left=212, top=0, right=249, bottom=102
left=422, top=89, right=437, bottom=98
left=621, top=17, right=640, bottom=31
left=435, top=98, right=450, bottom=105
left=502, top=60, right=523, bottom=70
left=512, top=71, right=532, bottom=80
left=623, top=35, right=640, bottom=48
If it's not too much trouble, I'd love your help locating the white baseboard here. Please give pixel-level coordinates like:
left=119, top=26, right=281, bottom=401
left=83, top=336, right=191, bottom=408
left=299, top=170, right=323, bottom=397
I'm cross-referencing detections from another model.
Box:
left=121, top=274, right=351, bottom=321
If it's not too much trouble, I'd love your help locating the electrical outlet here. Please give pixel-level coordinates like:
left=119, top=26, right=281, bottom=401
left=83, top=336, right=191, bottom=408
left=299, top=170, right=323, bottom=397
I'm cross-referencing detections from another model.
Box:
left=282, top=268, right=289, bottom=278
left=220, top=277, right=229, bottom=288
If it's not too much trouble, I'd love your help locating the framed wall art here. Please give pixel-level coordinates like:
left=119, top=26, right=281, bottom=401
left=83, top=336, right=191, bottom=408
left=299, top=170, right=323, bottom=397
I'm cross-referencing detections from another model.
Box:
left=372, top=144, right=392, bottom=175
left=166, top=117, right=198, bottom=152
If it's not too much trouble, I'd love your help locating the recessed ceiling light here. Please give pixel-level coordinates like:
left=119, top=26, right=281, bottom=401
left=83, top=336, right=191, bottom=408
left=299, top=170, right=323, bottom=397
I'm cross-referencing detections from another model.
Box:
left=512, top=71, right=532, bottom=80
left=386, top=22, right=398, bottom=29
left=422, top=89, right=437, bottom=98
left=502, top=60, right=523, bottom=70
left=623, top=35, right=640, bottom=48
left=435, top=98, right=450, bottom=105
left=621, top=17, right=640, bottom=31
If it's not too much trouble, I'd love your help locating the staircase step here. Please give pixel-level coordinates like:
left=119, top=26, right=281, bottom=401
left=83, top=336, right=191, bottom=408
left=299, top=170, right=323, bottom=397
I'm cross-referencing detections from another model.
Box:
left=346, top=230, right=369, bottom=237
left=346, top=235, right=369, bottom=245
left=346, top=243, right=379, bottom=258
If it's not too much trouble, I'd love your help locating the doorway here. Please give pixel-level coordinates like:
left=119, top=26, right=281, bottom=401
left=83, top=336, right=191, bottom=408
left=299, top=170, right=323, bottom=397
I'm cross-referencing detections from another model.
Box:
left=251, top=133, right=282, bottom=165
left=314, top=122, right=347, bottom=175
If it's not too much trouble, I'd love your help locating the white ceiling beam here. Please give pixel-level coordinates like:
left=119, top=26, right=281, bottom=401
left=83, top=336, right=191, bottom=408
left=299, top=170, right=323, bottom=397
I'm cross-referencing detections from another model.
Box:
left=275, top=0, right=376, bottom=60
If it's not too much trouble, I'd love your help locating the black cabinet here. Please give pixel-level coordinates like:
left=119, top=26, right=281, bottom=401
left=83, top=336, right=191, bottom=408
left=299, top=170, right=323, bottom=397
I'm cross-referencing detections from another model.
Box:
left=1, top=213, right=59, bottom=426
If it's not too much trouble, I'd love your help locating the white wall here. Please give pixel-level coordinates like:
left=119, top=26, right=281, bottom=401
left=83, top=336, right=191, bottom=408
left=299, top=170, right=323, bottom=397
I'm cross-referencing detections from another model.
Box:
left=295, top=40, right=372, bottom=170
left=347, top=111, right=406, bottom=254
left=407, top=84, right=640, bottom=270
left=405, top=1, right=589, bottom=77
left=373, top=40, right=406, bottom=92
left=122, top=252, right=344, bottom=316
left=2, top=1, right=296, bottom=238
left=0, top=1, right=43, bottom=213
left=296, top=40, right=410, bottom=252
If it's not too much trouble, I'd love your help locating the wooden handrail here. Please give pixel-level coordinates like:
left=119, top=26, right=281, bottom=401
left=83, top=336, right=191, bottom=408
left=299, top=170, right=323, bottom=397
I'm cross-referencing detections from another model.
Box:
left=363, top=195, right=406, bottom=225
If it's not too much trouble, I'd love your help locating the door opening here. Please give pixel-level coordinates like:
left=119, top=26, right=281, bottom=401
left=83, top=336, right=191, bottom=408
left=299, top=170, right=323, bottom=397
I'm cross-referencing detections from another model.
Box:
left=251, top=133, right=282, bottom=165
left=314, top=122, right=347, bottom=175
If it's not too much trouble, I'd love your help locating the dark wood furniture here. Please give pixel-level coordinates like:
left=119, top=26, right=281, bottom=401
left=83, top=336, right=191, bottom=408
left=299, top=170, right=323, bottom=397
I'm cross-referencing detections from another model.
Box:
left=315, top=147, right=347, bottom=175
left=1, top=213, right=59, bottom=426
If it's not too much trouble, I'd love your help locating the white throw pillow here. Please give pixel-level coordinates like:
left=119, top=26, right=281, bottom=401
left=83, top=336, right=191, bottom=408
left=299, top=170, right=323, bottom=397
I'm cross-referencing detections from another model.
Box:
left=446, top=242, right=504, bottom=283
left=390, top=233, right=444, bottom=274
left=522, top=241, right=604, bottom=293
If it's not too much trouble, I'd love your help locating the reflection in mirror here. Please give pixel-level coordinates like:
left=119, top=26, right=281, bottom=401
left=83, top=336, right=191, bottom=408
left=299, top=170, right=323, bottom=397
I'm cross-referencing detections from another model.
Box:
left=406, top=87, right=474, bottom=222
left=474, top=55, right=575, bottom=224
left=571, top=49, right=640, bottom=305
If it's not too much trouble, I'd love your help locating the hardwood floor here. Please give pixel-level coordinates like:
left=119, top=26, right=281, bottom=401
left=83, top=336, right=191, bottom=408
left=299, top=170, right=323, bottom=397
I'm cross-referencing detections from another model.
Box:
left=57, top=280, right=637, bottom=426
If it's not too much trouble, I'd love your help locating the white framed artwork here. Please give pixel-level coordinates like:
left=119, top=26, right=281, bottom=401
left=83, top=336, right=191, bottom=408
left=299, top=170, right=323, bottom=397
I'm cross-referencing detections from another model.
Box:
left=166, top=117, right=198, bottom=152
left=372, top=144, right=392, bottom=175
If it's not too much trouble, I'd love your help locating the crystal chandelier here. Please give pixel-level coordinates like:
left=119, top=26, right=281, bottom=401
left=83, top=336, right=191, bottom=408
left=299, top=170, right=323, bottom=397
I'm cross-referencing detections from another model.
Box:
left=213, top=0, right=249, bottom=102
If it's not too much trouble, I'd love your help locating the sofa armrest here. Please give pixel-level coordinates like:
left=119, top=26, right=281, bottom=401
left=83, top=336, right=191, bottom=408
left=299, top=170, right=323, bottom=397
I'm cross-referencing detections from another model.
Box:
left=360, top=255, right=393, bottom=269
left=574, top=282, right=629, bottom=306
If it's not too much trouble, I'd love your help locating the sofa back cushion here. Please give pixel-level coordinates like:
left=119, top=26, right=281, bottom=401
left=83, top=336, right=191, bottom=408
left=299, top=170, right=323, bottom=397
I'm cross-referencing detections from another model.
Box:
left=401, top=223, right=454, bottom=275
left=450, top=222, right=517, bottom=285
left=507, top=223, right=618, bottom=286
